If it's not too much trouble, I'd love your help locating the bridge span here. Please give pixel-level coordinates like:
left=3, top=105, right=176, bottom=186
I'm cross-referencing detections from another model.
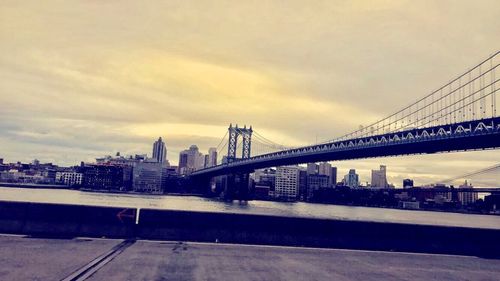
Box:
left=192, top=117, right=500, bottom=178
left=192, top=51, right=500, bottom=180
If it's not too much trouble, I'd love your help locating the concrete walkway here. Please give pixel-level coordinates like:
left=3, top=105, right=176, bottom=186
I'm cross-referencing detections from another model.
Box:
left=1, top=235, right=499, bottom=281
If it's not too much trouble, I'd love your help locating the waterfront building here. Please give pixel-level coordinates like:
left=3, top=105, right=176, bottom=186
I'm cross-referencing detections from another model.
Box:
left=55, top=172, right=83, bottom=186
left=307, top=174, right=329, bottom=200
left=254, top=168, right=276, bottom=198
left=133, top=160, right=163, bottom=193
left=457, top=180, right=478, bottom=206
left=254, top=184, right=271, bottom=200
left=298, top=169, right=308, bottom=201
left=96, top=153, right=146, bottom=166
left=275, top=166, right=300, bottom=200
left=371, top=165, right=388, bottom=188
left=82, top=165, right=124, bottom=191
left=152, top=137, right=168, bottom=165
left=344, top=169, right=359, bottom=188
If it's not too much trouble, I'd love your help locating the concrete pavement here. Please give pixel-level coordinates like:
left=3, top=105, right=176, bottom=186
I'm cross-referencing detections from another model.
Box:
left=1, top=234, right=500, bottom=281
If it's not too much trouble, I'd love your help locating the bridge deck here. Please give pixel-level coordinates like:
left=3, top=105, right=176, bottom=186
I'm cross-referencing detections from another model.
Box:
left=193, top=117, right=500, bottom=177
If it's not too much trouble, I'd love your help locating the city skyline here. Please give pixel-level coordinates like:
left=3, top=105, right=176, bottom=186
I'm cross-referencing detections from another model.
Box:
left=1, top=1, right=499, bottom=186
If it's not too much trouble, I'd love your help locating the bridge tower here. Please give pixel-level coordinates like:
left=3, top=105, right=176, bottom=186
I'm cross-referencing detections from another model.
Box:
left=227, top=124, right=253, bottom=162
left=225, top=124, right=253, bottom=200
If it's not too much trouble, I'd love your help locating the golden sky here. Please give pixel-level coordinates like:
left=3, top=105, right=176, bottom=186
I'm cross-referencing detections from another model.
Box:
left=0, top=0, right=499, bottom=185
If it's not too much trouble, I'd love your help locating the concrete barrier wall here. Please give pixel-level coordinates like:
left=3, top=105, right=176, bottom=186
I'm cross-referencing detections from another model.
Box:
left=138, top=209, right=500, bottom=258
left=1, top=201, right=499, bottom=258
left=0, top=201, right=136, bottom=238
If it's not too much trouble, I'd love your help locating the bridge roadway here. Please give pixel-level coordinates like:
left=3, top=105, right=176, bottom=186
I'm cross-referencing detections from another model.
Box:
left=192, top=117, right=500, bottom=178
left=1, top=234, right=500, bottom=281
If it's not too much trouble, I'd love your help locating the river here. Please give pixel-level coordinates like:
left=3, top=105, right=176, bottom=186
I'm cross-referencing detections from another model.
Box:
left=1, top=186, right=499, bottom=230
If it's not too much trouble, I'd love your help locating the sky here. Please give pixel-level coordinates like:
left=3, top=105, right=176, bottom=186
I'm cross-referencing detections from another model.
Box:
left=0, top=0, right=499, bottom=186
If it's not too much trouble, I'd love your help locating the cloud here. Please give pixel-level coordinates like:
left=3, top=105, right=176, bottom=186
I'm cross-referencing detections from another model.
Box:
left=0, top=0, right=499, bottom=186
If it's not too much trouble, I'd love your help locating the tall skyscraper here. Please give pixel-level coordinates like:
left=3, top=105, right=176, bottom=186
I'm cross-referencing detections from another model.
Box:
left=152, top=137, right=167, bottom=164
left=207, top=147, right=218, bottom=167
left=178, top=151, right=189, bottom=174
left=371, top=165, right=388, bottom=188
left=178, top=145, right=204, bottom=175
left=344, top=169, right=359, bottom=188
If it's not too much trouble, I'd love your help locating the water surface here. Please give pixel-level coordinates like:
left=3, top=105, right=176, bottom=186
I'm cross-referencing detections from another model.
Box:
left=1, top=186, right=499, bottom=230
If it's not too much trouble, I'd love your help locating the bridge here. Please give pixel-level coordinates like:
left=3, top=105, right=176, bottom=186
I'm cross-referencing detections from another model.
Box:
left=191, top=52, right=500, bottom=193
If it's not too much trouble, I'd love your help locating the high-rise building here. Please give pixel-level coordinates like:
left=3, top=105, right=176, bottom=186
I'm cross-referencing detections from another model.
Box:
left=318, top=162, right=336, bottom=187
left=344, top=169, right=359, bottom=188
left=207, top=147, right=218, bottom=167
left=371, top=165, right=388, bottom=188
left=458, top=180, right=478, bottom=206
left=178, top=145, right=204, bottom=175
left=152, top=137, right=167, bottom=164
left=298, top=169, right=308, bottom=201
left=275, top=166, right=300, bottom=200
left=178, top=151, right=189, bottom=174
left=331, top=167, right=338, bottom=186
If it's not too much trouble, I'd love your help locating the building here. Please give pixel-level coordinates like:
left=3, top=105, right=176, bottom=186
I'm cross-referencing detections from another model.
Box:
left=457, top=180, right=478, bottom=206
left=96, top=153, right=146, bottom=166
left=307, top=174, right=329, bottom=200
left=298, top=170, right=308, bottom=201
left=371, top=165, right=388, bottom=188
left=318, top=162, right=336, bottom=187
left=82, top=165, right=125, bottom=191
left=133, top=160, right=163, bottom=193
left=331, top=167, right=338, bottom=186
left=254, top=168, right=276, bottom=198
left=178, top=145, right=204, bottom=175
left=207, top=147, right=218, bottom=167
left=55, top=172, right=83, bottom=186
left=178, top=151, right=189, bottom=174
left=403, top=179, right=414, bottom=188
left=254, top=185, right=271, bottom=199
left=152, top=137, right=168, bottom=165
left=344, top=169, right=359, bottom=188
left=399, top=201, right=420, bottom=210
left=275, top=166, right=300, bottom=200
left=306, top=163, right=318, bottom=175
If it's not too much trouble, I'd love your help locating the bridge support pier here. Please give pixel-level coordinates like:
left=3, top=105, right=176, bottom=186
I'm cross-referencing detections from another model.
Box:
left=221, top=173, right=250, bottom=201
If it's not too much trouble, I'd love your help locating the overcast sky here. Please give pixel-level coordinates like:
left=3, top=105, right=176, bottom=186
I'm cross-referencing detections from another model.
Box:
left=1, top=0, right=499, bottom=186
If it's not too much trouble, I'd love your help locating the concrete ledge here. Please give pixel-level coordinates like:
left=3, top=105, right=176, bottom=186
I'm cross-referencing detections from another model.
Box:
left=138, top=209, right=500, bottom=258
left=1, top=201, right=499, bottom=258
left=0, top=201, right=136, bottom=238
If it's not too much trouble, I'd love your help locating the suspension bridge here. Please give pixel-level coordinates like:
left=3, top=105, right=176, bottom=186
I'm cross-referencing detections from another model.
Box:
left=192, top=52, right=500, bottom=191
